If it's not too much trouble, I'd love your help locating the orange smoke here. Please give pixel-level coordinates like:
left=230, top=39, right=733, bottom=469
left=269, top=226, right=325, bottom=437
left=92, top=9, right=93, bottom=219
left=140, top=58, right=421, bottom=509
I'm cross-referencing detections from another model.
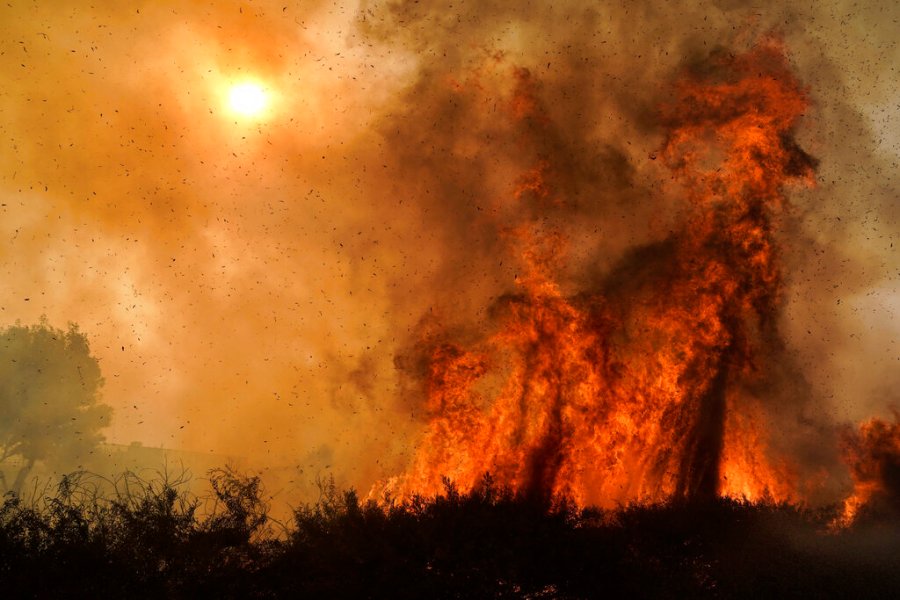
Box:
left=387, top=41, right=822, bottom=507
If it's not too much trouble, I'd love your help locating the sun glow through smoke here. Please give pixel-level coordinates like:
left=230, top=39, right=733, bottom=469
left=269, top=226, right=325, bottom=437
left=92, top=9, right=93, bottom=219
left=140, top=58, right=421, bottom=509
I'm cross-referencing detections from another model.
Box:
left=227, top=82, right=268, bottom=117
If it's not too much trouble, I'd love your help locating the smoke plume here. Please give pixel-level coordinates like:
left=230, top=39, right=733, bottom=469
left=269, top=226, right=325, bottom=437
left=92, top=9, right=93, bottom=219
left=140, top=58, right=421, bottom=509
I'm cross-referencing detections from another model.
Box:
left=1, top=1, right=895, bottom=502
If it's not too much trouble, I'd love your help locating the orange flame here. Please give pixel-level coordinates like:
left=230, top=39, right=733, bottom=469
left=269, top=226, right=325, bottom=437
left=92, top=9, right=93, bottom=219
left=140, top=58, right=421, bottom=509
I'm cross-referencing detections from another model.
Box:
left=836, top=413, right=900, bottom=526
left=387, top=41, right=820, bottom=507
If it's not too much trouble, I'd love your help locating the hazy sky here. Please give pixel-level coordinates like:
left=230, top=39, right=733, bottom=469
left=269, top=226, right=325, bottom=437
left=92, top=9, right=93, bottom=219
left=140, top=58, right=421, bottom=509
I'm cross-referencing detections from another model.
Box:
left=1, top=0, right=896, bottom=494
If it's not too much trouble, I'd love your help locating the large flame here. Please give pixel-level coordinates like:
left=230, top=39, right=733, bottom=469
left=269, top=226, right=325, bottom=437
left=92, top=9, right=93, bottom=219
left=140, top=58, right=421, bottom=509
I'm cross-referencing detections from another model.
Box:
left=837, top=413, right=900, bottom=526
left=386, top=41, right=823, bottom=507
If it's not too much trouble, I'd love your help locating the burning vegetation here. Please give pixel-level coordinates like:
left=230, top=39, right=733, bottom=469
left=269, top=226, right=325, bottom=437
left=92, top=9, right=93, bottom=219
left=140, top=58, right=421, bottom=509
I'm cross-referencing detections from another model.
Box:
left=839, top=413, right=900, bottom=525
left=386, top=41, right=861, bottom=513
left=2, top=3, right=897, bottom=591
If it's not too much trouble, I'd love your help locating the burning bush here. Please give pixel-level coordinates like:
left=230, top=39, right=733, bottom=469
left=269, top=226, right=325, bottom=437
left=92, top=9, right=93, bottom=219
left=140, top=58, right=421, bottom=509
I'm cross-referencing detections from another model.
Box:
left=389, top=40, right=828, bottom=511
left=839, top=412, right=900, bottom=525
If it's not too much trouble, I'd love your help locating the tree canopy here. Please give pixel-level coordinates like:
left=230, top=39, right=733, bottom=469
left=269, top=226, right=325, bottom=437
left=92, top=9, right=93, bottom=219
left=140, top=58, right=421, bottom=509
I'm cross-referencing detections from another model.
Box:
left=0, top=320, right=111, bottom=493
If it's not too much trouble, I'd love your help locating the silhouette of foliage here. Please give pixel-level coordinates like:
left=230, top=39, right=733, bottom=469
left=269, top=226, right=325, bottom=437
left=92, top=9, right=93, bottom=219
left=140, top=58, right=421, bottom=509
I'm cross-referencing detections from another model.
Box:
left=0, top=470, right=898, bottom=598
left=0, top=320, right=111, bottom=494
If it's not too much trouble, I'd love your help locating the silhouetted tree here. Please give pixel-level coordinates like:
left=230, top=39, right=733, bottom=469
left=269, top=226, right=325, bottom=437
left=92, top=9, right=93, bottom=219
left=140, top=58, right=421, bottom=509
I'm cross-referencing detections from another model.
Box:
left=0, top=320, right=111, bottom=494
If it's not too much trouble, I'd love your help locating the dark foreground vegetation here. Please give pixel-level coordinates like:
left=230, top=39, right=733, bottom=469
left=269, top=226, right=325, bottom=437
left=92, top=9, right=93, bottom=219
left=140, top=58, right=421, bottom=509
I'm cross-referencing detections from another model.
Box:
left=1, top=471, right=897, bottom=599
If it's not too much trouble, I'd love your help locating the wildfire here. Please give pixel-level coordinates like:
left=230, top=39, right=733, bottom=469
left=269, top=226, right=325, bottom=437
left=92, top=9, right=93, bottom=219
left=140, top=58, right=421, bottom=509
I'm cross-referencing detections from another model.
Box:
left=384, top=40, right=825, bottom=508
left=836, top=414, right=900, bottom=526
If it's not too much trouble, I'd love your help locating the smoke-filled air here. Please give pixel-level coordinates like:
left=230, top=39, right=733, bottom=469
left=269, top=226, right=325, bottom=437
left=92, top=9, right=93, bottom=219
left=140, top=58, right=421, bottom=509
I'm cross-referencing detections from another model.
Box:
left=1, top=0, right=897, bottom=521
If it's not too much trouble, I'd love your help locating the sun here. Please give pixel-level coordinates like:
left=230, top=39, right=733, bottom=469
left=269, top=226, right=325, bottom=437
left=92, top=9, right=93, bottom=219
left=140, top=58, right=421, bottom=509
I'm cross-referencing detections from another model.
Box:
left=227, top=82, right=269, bottom=117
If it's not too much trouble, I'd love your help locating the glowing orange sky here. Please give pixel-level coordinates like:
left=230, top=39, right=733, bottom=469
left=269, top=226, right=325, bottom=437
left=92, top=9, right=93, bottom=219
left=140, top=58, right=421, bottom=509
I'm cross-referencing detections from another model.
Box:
left=1, top=1, right=896, bottom=498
